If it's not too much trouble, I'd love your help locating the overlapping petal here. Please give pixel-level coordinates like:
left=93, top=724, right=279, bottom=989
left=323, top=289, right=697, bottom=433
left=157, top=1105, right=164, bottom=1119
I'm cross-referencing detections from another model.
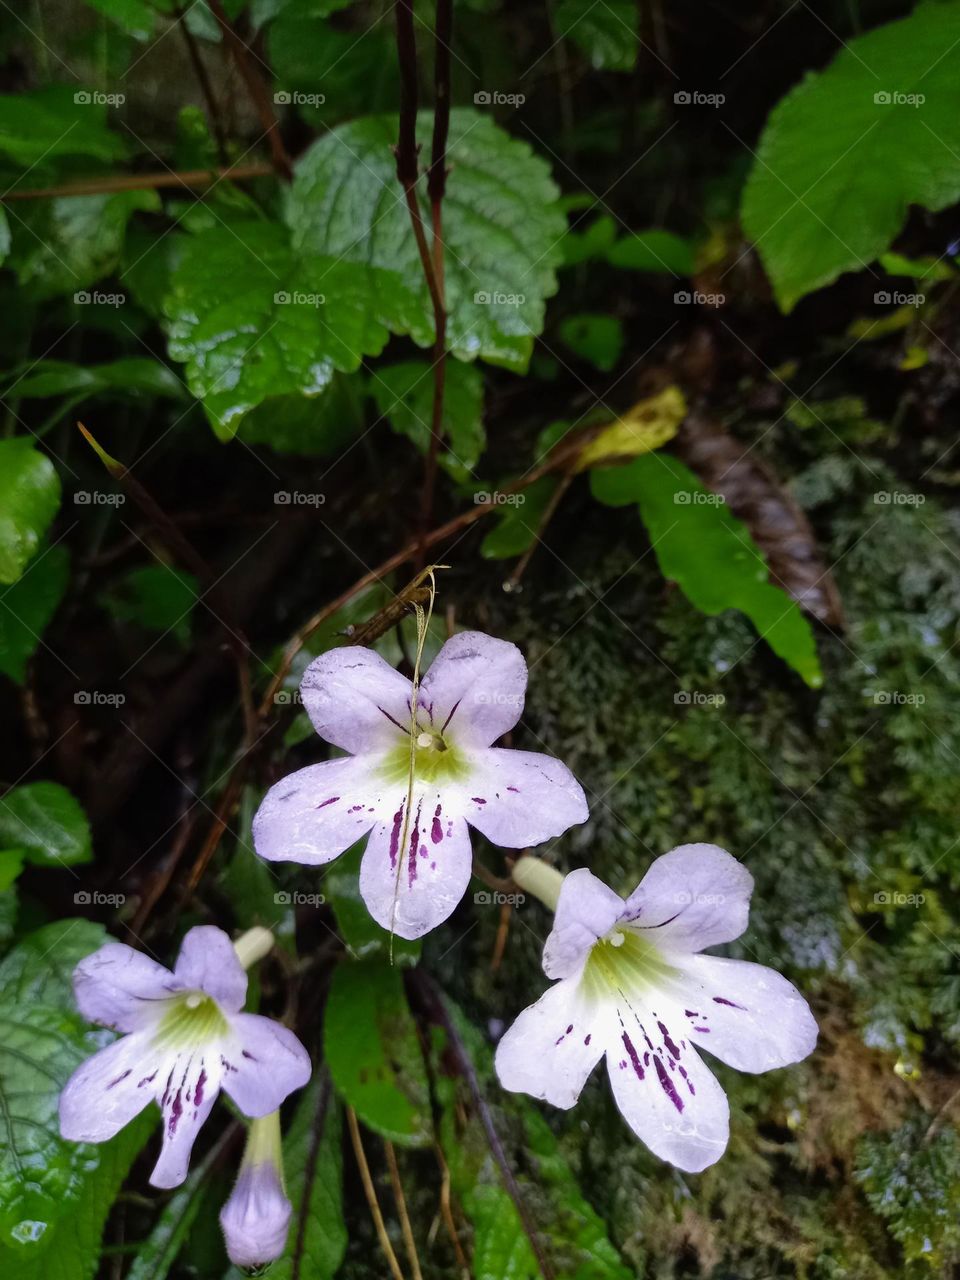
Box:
left=300, top=647, right=413, bottom=753
left=174, top=926, right=247, bottom=1012
left=252, top=756, right=383, bottom=866
left=494, top=978, right=605, bottom=1108
left=622, top=843, right=753, bottom=952
left=59, top=1031, right=156, bottom=1143
left=219, top=1014, right=312, bottom=1115
left=418, top=631, right=527, bottom=747
left=457, top=748, right=588, bottom=849
left=73, top=943, right=179, bottom=1033
left=542, top=868, right=624, bottom=980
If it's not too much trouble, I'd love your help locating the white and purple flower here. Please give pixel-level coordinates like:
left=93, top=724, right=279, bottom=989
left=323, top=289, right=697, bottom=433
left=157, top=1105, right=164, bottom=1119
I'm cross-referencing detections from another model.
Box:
left=220, top=1111, right=292, bottom=1268
left=252, top=631, right=588, bottom=939
left=59, top=926, right=311, bottom=1188
left=495, top=846, right=818, bottom=1172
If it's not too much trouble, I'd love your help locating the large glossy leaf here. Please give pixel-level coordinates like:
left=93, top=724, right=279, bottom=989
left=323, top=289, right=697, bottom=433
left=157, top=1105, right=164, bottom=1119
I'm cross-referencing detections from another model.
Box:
left=0, top=440, right=61, bottom=585
left=0, top=781, right=92, bottom=868
left=286, top=110, right=565, bottom=371
left=270, top=1080, right=347, bottom=1280
left=372, top=359, right=485, bottom=480
left=591, top=454, right=822, bottom=685
left=164, top=222, right=405, bottom=437
left=741, top=3, right=960, bottom=310
left=0, top=545, right=69, bottom=683
left=324, top=958, right=430, bottom=1146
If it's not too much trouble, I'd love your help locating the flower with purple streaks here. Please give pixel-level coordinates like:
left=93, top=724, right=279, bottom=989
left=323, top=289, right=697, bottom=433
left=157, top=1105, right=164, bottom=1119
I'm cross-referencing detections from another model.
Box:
left=220, top=1111, right=292, bottom=1268
left=252, top=631, right=589, bottom=939
left=495, top=845, right=817, bottom=1171
left=58, top=926, right=311, bottom=1188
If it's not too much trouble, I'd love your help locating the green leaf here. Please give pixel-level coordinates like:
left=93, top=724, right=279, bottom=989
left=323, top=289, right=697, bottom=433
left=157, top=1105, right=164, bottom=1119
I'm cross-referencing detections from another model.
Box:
left=125, top=1134, right=226, bottom=1280
left=372, top=360, right=486, bottom=479
left=0, top=782, right=92, bottom=868
left=741, top=3, right=960, bottom=310
left=14, top=359, right=184, bottom=401
left=591, top=454, right=822, bottom=685
left=480, top=476, right=559, bottom=560
left=0, top=439, right=61, bottom=585
left=10, top=190, right=159, bottom=299
left=879, top=250, right=956, bottom=283
left=324, top=958, right=431, bottom=1146
left=164, top=222, right=399, bottom=437
left=238, top=375, right=365, bottom=456
left=0, top=920, right=147, bottom=1259
left=269, top=7, right=398, bottom=123
left=606, top=228, right=695, bottom=274
left=86, top=0, right=157, bottom=40
left=560, top=213, right=617, bottom=266
left=556, top=0, right=637, bottom=70
left=0, top=545, right=69, bottom=683
left=0, top=209, right=10, bottom=266
left=101, top=564, right=199, bottom=645
left=286, top=110, right=565, bottom=371
left=558, top=313, right=624, bottom=371
left=0, top=850, right=23, bottom=893
left=269, top=1081, right=347, bottom=1280
left=0, top=87, right=126, bottom=167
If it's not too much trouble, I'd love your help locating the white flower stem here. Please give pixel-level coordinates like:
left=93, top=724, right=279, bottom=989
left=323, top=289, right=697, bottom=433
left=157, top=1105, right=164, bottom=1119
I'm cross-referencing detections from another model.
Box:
left=233, top=926, right=274, bottom=970
left=510, top=856, right=564, bottom=911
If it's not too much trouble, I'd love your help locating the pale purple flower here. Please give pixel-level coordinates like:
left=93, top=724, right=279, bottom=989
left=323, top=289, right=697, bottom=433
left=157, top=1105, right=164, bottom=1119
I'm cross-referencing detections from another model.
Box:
left=220, top=1111, right=292, bottom=1268
left=495, top=845, right=818, bottom=1172
left=252, top=631, right=588, bottom=939
left=58, top=926, right=311, bottom=1188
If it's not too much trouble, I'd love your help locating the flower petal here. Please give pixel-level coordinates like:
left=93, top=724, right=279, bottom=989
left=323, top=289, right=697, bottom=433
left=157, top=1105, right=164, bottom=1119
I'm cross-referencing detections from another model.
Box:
left=73, top=943, right=178, bottom=1033
left=457, top=748, right=588, bottom=848
left=623, top=843, right=753, bottom=953
left=604, top=1004, right=730, bottom=1172
left=252, top=756, right=381, bottom=866
left=670, top=953, right=818, bottom=1073
left=220, top=1157, right=292, bottom=1268
left=300, top=647, right=413, bottom=753
left=542, top=868, right=625, bottom=980
left=150, top=1050, right=222, bottom=1188
left=220, top=1014, right=312, bottom=1116
left=418, top=631, right=527, bottom=747
left=359, top=793, right=473, bottom=938
left=59, top=1031, right=155, bottom=1143
left=174, top=926, right=247, bottom=1012
left=495, top=979, right=604, bottom=1108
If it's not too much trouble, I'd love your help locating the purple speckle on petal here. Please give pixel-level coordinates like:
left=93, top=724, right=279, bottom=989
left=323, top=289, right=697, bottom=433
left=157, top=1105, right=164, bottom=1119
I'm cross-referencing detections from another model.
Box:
left=315, top=796, right=340, bottom=809
left=713, top=996, right=746, bottom=1009
left=471, top=797, right=487, bottom=805
left=658, top=1021, right=682, bottom=1060
left=107, top=1069, right=132, bottom=1089
left=621, top=1032, right=645, bottom=1080
left=432, top=805, right=443, bottom=844
left=507, top=786, right=519, bottom=793
left=195, top=1067, right=207, bottom=1104
left=584, top=1034, right=592, bottom=1046
left=654, top=1055, right=684, bottom=1111
left=389, top=804, right=404, bottom=868
left=693, top=1026, right=710, bottom=1033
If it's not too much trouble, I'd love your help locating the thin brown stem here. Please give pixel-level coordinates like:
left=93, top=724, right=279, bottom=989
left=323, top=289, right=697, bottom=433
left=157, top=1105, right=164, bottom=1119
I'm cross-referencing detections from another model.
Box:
left=506, top=471, right=574, bottom=591
left=346, top=1108, right=406, bottom=1280
left=385, top=1142, right=424, bottom=1280
left=3, top=164, right=273, bottom=201
left=208, top=0, right=292, bottom=180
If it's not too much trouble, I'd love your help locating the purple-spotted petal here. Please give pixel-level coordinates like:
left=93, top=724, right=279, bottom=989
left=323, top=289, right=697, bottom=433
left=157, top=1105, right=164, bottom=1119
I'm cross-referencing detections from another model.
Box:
left=300, top=647, right=413, bottom=754
left=671, top=953, right=818, bottom=1073
left=542, top=868, right=625, bottom=980
left=359, top=795, right=473, bottom=939
left=604, top=1009, right=730, bottom=1173
left=73, top=943, right=177, bottom=1033
left=494, top=979, right=604, bottom=1108
left=150, top=1051, right=221, bottom=1188
left=219, top=1014, right=311, bottom=1116
left=458, top=748, right=588, bottom=848
left=174, top=926, right=247, bottom=1013
left=252, top=756, right=381, bottom=866
left=623, top=844, right=753, bottom=953
left=418, top=631, right=527, bottom=747
left=59, top=1031, right=155, bottom=1143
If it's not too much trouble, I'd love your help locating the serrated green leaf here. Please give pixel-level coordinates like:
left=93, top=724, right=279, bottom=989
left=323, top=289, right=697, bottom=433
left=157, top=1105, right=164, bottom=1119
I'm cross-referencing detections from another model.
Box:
left=372, top=360, right=486, bottom=479
left=741, top=3, right=960, bottom=310
left=165, top=222, right=402, bottom=437
left=556, top=0, right=638, bottom=70
left=0, top=545, right=69, bottom=684
left=480, top=476, right=559, bottom=560
left=324, top=958, right=430, bottom=1146
left=286, top=110, right=565, bottom=371
left=0, top=782, right=92, bottom=868
left=0, top=439, right=61, bottom=585
left=591, top=454, right=822, bottom=685
left=238, top=375, right=365, bottom=456
left=0, top=87, right=126, bottom=167
left=269, top=1081, right=346, bottom=1280
left=14, top=359, right=184, bottom=401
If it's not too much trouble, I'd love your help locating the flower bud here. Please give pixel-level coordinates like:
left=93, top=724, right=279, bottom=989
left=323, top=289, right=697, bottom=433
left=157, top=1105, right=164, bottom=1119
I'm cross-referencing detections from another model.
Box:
left=219, top=1112, right=292, bottom=1268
